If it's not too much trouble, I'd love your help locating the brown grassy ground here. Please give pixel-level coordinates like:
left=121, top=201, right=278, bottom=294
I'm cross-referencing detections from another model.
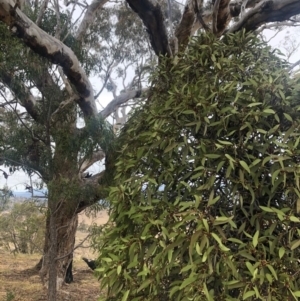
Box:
left=0, top=211, right=109, bottom=301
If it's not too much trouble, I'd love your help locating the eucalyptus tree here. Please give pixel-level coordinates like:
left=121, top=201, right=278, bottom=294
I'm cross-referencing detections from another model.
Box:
left=0, top=0, right=153, bottom=296
left=0, top=0, right=300, bottom=300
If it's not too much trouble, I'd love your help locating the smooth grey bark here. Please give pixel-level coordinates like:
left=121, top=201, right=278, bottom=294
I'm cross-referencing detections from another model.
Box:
left=100, top=88, right=148, bottom=119
left=0, top=0, right=97, bottom=118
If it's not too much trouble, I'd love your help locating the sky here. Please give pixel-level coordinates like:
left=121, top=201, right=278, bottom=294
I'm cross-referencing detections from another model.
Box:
left=0, top=2, right=299, bottom=193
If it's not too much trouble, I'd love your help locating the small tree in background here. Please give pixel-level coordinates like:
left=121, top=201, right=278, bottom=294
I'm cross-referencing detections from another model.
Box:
left=0, top=186, right=12, bottom=212
left=0, top=201, right=46, bottom=254
left=97, top=32, right=300, bottom=300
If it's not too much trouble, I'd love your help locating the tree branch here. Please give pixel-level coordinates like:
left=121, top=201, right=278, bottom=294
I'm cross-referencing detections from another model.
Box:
left=228, top=0, right=300, bottom=33
left=76, top=170, right=108, bottom=213
left=0, top=0, right=97, bottom=118
left=174, top=0, right=195, bottom=53
left=100, top=88, right=148, bottom=119
left=289, top=59, right=300, bottom=72
left=125, top=0, right=171, bottom=57
left=50, top=95, right=79, bottom=123
left=212, top=0, right=222, bottom=34
left=193, top=0, right=210, bottom=33
left=0, top=70, right=39, bottom=121
left=191, top=0, right=261, bottom=35
left=75, top=0, right=109, bottom=42
left=79, top=150, right=106, bottom=174
left=215, top=0, right=231, bottom=35
left=36, top=0, right=49, bottom=26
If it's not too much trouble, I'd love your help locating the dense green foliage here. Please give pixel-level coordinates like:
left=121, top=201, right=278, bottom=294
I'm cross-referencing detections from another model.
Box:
left=97, top=31, right=300, bottom=301
left=0, top=20, right=115, bottom=183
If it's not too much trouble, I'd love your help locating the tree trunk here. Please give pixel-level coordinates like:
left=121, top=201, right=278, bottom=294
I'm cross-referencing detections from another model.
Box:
left=38, top=112, right=80, bottom=299
left=47, top=207, right=58, bottom=301
left=39, top=198, right=78, bottom=299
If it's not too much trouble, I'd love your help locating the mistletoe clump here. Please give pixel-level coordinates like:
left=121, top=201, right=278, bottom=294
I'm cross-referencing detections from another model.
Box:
left=98, top=31, right=300, bottom=301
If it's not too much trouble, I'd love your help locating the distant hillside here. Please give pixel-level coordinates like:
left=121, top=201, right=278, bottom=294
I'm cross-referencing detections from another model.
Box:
left=12, top=190, right=47, bottom=199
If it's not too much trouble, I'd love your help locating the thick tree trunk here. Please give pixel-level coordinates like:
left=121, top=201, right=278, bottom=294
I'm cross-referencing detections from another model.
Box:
left=39, top=199, right=78, bottom=299
left=37, top=104, right=80, bottom=300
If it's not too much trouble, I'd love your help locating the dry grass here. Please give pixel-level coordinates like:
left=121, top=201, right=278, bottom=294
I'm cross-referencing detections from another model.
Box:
left=0, top=210, right=109, bottom=301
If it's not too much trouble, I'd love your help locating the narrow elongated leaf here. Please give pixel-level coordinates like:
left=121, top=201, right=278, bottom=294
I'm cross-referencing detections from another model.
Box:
left=252, top=230, right=259, bottom=248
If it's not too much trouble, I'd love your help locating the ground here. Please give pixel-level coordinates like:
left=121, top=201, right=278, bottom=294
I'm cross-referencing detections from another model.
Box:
left=0, top=210, right=109, bottom=301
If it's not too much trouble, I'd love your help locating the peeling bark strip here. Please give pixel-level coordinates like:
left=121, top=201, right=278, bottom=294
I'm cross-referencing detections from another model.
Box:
left=0, top=0, right=97, bottom=118
left=229, top=0, right=300, bottom=33
left=125, top=0, right=171, bottom=57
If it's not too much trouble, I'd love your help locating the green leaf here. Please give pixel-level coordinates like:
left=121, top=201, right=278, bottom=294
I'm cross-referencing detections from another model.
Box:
left=217, top=139, right=233, bottom=145
left=164, top=142, right=178, bottom=153
left=283, top=113, right=292, bottom=122
left=293, top=291, right=300, bottom=297
left=182, top=110, right=195, bottom=115
left=290, top=239, right=300, bottom=250
left=266, top=264, right=278, bottom=280
left=239, top=251, right=256, bottom=261
left=122, top=290, right=130, bottom=301
left=137, top=279, right=152, bottom=292
left=225, top=153, right=236, bottom=162
left=211, top=232, right=230, bottom=251
left=219, top=244, right=230, bottom=252
left=289, top=216, right=300, bottom=222
left=213, top=216, right=233, bottom=226
left=259, top=206, right=273, bottom=213
left=203, top=282, right=213, bottom=301
left=102, top=257, right=112, bottom=262
left=243, top=290, right=256, bottom=300
left=279, top=89, right=285, bottom=100
left=168, top=249, right=173, bottom=263
left=205, top=154, right=221, bottom=159
left=263, top=108, right=275, bottom=114
left=252, top=230, right=259, bottom=248
left=246, top=262, right=254, bottom=275
left=228, top=238, right=244, bottom=244
left=179, top=275, right=197, bottom=289
left=202, top=218, right=209, bottom=232
left=207, top=192, right=220, bottom=206
left=211, top=232, right=222, bottom=245
left=180, top=264, right=193, bottom=273
left=169, top=286, right=180, bottom=298
left=117, top=265, right=122, bottom=275
left=266, top=273, right=273, bottom=283
left=247, top=102, right=262, bottom=107
left=239, top=160, right=251, bottom=174
left=279, top=247, right=285, bottom=259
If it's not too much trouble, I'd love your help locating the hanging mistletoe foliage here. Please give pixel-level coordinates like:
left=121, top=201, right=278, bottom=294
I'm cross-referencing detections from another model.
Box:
left=97, top=31, right=300, bottom=301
